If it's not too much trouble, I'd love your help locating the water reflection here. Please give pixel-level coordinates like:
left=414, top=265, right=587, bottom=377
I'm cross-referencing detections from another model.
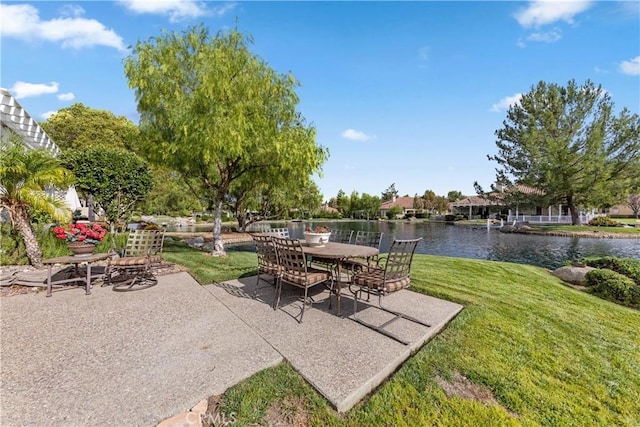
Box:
left=175, top=221, right=639, bottom=269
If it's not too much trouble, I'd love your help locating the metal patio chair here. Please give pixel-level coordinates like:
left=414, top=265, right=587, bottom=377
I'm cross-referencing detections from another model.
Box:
left=272, top=237, right=331, bottom=323
left=250, top=233, right=280, bottom=300
left=342, top=230, right=383, bottom=273
left=329, top=229, right=353, bottom=244
left=104, top=229, right=167, bottom=291
left=349, top=238, right=430, bottom=344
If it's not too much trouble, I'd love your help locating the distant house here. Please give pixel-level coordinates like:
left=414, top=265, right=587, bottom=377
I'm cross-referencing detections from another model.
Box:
left=379, top=196, right=417, bottom=218
left=319, top=203, right=339, bottom=214
left=450, top=195, right=498, bottom=219
left=451, top=184, right=606, bottom=223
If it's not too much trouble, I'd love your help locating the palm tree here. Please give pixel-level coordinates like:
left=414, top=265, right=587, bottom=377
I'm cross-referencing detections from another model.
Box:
left=0, top=138, right=72, bottom=268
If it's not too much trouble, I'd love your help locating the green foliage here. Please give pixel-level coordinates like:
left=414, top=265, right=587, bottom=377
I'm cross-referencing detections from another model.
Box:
left=585, top=269, right=640, bottom=307
left=588, top=216, right=621, bottom=227
left=0, top=138, right=73, bottom=266
left=447, top=190, right=464, bottom=202
left=582, top=257, right=640, bottom=285
left=386, top=205, right=403, bottom=219
left=313, top=210, right=342, bottom=219
left=0, top=138, right=73, bottom=223
left=125, top=25, right=327, bottom=253
left=381, top=183, right=398, bottom=202
left=486, top=79, right=640, bottom=225
left=61, top=146, right=153, bottom=228
left=0, top=224, right=28, bottom=265
left=41, top=103, right=138, bottom=152
left=140, top=167, right=202, bottom=216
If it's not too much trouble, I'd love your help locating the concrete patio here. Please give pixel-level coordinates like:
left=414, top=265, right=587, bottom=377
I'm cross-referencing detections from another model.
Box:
left=0, top=271, right=462, bottom=426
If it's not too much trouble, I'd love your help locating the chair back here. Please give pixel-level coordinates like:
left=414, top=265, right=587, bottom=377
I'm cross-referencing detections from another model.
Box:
left=123, top=230, right=165, bottom=257
left=250, top=233, right=278, bottom=272
left=272, top=237, right=308, bottom=280
left=353, top=230, right=383, bottom=248
left=329, top=229, right=353, bottom=244
left=269, top=228, right=290, bottom=238
left=384, top=238, right=421, bottom=281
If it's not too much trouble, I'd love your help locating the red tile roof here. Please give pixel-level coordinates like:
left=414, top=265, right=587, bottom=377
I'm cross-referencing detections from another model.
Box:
left=380, top=196, right=415, bottom=210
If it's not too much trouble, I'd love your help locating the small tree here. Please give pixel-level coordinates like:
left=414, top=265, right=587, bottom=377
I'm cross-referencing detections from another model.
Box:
left=0, top=139, right=72, bottom=267
left=386, top=205, right=403, bottom=219
left=62, top=147, right=153, bottom=232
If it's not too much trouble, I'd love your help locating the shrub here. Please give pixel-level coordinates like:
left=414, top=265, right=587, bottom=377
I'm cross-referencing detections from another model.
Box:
left=581, top=257, right=640, bottom=285
left=588, top=216, right=620, bottom=227
left=0, top=224, right=28, bottom=265
left=585, top=269, right=640, bottom=307
left=444, top=214, right=456, bottom=222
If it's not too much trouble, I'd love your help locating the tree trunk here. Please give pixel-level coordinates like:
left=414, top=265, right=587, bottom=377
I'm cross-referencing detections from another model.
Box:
left=12, top=207, right=44, bottom=268
left=88, top=194, right=95, bottom=222
left=211, top=199, right=226, bottom=257
left=236, top=213, right=246, bottom=232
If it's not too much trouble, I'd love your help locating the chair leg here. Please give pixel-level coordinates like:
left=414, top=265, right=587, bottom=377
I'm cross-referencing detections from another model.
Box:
left=299, top=286, right=309, bottom=323
left=274, top=276, right=282, bottom=310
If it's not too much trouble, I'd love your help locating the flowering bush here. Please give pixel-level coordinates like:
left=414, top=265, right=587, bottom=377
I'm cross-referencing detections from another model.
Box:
left=53, top=223, right=108, bottom=244
left=305, top=226, right=330, bottom=233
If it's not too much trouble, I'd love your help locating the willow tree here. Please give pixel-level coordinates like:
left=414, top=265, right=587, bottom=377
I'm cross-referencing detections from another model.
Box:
left=482, top=80, right=640, bottom=225
left=125, top=25, right=327, bottom=255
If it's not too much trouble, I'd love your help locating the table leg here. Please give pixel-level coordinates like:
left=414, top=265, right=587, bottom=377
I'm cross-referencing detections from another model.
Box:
left=46, top=264, right=53, bottom=297
left=336, top=260, right=342, bottom=315
left=86, top=262, right=91, bottom=295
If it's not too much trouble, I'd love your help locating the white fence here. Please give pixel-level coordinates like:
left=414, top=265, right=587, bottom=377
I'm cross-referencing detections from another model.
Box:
left=507, top=213, right=600, bottom=224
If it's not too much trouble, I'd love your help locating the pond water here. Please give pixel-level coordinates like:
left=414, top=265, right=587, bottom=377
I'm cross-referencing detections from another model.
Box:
left=167, top=221, right=639, bottom=269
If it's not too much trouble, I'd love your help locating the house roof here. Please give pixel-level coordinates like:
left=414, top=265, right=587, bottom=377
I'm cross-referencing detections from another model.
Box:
left=450, top=195, right=495, bottom=207
left=451, top=184, right=546, bottom=208
left=380, top=196, right=415, bottom=210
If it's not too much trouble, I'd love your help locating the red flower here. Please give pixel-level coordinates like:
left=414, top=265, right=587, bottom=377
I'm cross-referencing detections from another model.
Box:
left=53, top=223, right=108, bottom=244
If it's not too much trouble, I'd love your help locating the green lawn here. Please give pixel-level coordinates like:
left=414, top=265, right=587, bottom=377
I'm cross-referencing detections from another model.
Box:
left=163, top=243, right=640, bottom=426
left=530, top=224, right=640, bottom=235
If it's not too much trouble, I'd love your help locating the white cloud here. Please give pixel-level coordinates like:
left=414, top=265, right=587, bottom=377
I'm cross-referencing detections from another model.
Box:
left=526, top=27, right=562, bottom=43
left=57, top=92, right=75, bottom=101
left=10, top=81, right=59, bottom=99
left=514, top=0, right=593, bottom=28
left=118, top=0, right=234, bottom=22
left=0, top=4, right=126, bottom=51
left=620, top=56, right=640, bottom=76
left=41, top=111, right=58, bottom=120
left=490, top=94, right=522, bottom=112
left=341, top=129, right=374, bottom=142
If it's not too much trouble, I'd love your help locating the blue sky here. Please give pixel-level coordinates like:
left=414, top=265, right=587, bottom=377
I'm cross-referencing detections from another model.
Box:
left=2, top=1, right=639, bottom=201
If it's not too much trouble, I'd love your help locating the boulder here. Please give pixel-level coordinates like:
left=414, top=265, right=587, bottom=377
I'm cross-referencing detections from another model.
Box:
left=551, top=266, right=596, bottom=285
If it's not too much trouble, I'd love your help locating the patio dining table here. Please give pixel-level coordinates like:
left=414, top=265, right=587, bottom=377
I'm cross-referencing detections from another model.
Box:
left=299, top=241, right=379, bottom=314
